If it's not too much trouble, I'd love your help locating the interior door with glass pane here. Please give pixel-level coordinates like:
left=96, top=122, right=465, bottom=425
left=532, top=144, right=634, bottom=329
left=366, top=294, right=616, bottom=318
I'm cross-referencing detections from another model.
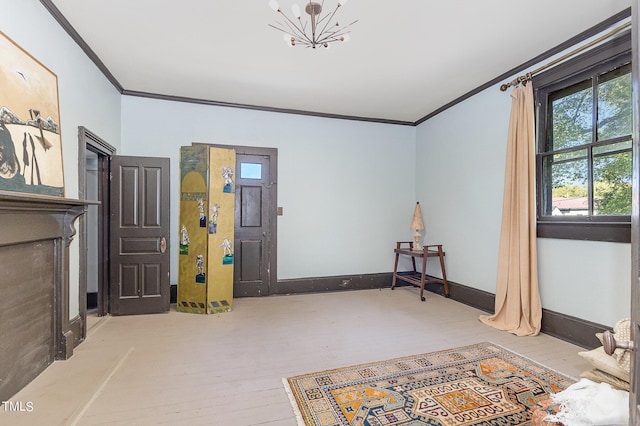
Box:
left=233, top=152, right=277, bottom=297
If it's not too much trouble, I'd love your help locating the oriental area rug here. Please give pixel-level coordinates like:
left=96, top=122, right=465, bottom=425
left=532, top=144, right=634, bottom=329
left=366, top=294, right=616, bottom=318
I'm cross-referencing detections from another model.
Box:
left=283, top=342, right=575, bottom=425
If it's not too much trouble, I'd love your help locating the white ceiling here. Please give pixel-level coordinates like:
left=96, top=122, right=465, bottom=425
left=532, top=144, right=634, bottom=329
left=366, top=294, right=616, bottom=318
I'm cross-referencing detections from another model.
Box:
left=50, top=0, right=630, bottom=124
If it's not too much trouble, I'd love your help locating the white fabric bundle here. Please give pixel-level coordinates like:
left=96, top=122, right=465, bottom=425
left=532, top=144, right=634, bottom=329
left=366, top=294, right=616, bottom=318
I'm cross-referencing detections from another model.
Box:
left=545, top=378, right=628, bottom=425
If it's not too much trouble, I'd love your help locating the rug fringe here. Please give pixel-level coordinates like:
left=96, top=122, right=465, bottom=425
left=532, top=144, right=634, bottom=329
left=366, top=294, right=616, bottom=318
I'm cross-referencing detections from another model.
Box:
left=282, top=377, right=305, bottom=426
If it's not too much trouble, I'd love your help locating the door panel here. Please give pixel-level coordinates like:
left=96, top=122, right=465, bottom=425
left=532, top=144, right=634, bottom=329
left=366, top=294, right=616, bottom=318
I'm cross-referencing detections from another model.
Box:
left=241, top=186, right=263, bottom=227
left=234, top=153, right=274, bottom=297
left=241, top=240, right=262, bottom=282
left=110, top=156, right=170, bottom=315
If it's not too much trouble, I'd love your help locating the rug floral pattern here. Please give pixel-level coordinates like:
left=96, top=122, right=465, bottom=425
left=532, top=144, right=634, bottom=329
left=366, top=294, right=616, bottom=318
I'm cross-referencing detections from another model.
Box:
left=285, top=342, right=574, bottom=425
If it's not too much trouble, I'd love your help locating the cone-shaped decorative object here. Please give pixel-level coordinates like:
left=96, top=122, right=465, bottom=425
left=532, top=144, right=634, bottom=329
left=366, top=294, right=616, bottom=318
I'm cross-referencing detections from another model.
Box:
left=410, top=202, right=425, bottom=251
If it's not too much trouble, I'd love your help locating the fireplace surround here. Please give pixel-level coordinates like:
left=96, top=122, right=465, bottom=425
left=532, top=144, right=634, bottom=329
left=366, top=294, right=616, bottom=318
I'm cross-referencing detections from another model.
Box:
left=0, top=192, right=88, bottom=400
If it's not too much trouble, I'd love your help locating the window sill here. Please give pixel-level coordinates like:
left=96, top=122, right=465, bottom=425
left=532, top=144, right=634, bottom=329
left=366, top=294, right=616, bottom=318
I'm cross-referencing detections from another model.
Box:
left=537, top=220, right=631, bottom=243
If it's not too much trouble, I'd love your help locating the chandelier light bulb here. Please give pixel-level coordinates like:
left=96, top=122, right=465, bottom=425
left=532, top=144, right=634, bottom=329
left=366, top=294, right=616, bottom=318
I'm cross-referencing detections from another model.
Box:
left=292, top=4, right=301, bottom=18
left=338, top=0, right=348, bottom=5
left=283, top=33, right=295, bottom=46
left=341, top=34, right=350, bottom=42
left=268, top=0, right=280, bottom=12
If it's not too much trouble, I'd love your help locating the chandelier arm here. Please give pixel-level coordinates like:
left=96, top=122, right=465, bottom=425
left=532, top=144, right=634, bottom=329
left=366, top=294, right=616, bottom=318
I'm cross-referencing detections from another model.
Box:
left=282, top=19, right=303, bottom=36
left=315, top=21, right=357, bottom=44
left=268, top=22, right=310, bottom=47
left=284, top=19, right=315, bottom=45
left=314, top=14, right=332, bottom=35
left=275, top=15, right=314, bottom=45
left=268, top=23, right=288, bottom=33
left=269, top=23, right=299, bottom=38
left=341, top=19, right=359, bottom=29
left=316, top=5, right=341, bottom=40
left=321, top=0, right=327, bottom=18
left=277, top=10, right=313, bottom=43
left=315, top=29, right=341, bottom=42
left=315, top=6, right=332, bottom=27
left=316, top=31, right=348, bottom=44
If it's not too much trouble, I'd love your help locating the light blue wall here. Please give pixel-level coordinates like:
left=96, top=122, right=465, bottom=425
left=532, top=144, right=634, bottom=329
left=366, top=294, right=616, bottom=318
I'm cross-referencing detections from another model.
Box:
left=416, top=88, right=508, bottom=293
left=120, top=96, right=417, bottom=283
left=3, top=0, right=630, bottom=328
left=415, top=79, right=630, bottom=328
left=1, top=0, right=122, bottom=318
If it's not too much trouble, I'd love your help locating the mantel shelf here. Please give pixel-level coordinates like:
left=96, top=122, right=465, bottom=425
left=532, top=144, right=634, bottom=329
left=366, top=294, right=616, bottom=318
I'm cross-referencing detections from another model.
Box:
left=0, top=191, right=96, bottom=209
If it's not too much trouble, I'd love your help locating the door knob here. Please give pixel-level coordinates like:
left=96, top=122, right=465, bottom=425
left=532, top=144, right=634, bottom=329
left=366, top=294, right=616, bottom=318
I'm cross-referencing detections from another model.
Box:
left=160, top=237, right=167, bottom=254
left=602, top=330, right=634, bottom=355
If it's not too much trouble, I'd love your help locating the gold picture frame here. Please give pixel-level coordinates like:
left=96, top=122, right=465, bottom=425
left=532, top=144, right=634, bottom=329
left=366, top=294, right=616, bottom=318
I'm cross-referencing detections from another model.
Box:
left=0, top=31, right=65, bottom=197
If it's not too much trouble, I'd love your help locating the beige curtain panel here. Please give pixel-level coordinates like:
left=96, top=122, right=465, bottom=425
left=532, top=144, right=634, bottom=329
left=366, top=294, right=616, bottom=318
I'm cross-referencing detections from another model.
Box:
left=479, top=83, right=542, bottom=337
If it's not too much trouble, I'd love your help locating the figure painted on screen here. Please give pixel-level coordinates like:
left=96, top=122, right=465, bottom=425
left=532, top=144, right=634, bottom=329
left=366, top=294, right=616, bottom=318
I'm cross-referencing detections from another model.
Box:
left=179, top=224, right=190, bottom=255
left=195, top=254, right=206, bottom=283
left=222, top=167, right=234, bottom=193
left=209, top=203, right=219, bottom=234
left=197, top=198, right=206, bottom=227
left=221, top=238, right=234, bottom=265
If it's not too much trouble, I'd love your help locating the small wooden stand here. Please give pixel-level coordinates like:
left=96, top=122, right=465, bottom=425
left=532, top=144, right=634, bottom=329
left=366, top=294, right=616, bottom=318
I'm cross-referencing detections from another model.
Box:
left=391, top=241, right=449, bottom=301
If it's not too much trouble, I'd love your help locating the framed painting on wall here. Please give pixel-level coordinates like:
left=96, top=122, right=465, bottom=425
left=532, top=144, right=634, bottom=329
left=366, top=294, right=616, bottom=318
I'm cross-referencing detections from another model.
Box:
left=0, top=31, right=64, bottom=197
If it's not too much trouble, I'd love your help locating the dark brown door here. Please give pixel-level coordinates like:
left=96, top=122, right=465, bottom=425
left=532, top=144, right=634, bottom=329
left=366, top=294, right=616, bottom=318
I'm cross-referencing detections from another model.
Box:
left=234, top=150, right=277, bottom=297
left=109, top=156, right=170, bottom=315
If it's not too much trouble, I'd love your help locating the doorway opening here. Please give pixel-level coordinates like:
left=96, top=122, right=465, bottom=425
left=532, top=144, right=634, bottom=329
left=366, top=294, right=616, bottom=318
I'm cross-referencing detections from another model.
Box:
left=78, top=127, right=115, bottom=337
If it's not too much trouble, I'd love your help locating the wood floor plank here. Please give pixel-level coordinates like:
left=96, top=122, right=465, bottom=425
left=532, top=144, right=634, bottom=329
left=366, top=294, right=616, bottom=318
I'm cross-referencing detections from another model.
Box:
left=0, top=289, right=592, bottom=425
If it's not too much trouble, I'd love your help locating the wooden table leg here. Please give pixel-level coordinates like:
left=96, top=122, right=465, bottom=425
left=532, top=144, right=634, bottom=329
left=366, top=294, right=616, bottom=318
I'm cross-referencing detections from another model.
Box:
left=437, top=245, right=450, bottom=297
left=419, top=250, right=427, bottom=301
left=391, top=251, right=400, bottom=290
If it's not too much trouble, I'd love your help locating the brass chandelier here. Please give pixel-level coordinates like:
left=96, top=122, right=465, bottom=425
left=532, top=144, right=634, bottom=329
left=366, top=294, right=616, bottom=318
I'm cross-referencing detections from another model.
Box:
left=268, top=0, right=357, bottom=49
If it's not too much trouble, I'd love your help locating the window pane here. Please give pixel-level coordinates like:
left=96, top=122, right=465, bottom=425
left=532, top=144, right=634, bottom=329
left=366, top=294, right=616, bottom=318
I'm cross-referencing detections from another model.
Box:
left=593, top=150, right=632, bottom=216
left=550, top=81, right=593, bottom=150
left=597, top=66, right=632, bottom=141
left=593, top=139, right=632, bottom=156
left=553, top=149, right=588, bottom=162
left=240, top=163, right=262, bottom=179
left=543, top=152, right=588, bottom=216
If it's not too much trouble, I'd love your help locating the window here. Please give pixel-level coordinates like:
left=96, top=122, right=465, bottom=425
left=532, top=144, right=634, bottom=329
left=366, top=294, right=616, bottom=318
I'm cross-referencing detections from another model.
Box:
left=240, top=162, right=262, bottom=179
left=534, top=33, right=632, bottom=242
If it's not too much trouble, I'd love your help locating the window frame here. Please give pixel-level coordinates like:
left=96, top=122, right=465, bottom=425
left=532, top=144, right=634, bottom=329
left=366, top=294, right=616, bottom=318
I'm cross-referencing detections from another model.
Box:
left=533, top=32, right=632, bottom=243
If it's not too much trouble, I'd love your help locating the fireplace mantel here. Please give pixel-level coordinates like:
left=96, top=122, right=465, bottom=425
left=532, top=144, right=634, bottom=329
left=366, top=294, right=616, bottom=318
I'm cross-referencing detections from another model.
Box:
left=0, top=191, right=90, bottom=400
left=0, top=192, right=87, bottom=243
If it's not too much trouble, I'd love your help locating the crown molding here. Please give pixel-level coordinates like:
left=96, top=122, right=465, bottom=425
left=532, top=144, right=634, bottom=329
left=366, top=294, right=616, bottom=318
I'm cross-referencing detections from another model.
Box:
left=40, top=1, right=630, bottom=127
left=122, top=89, right=415, bottom=126
left=415, top=7, right=632, bottom=125
left=40, top=0, right=123, bottom=93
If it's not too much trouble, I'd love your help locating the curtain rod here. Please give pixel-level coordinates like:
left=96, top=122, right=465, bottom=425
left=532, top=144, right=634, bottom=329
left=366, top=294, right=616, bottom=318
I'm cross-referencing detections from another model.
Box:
left=499, top=21, right=631, bottom=92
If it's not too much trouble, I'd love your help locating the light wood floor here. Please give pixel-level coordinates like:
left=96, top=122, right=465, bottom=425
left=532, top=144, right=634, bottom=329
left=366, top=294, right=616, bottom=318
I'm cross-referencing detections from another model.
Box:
left=1, top=288, right=591, bottom=425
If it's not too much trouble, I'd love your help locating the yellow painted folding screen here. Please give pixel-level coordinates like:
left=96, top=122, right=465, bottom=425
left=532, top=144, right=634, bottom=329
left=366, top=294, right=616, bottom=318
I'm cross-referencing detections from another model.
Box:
left=178, top=145, right=235, bottom=314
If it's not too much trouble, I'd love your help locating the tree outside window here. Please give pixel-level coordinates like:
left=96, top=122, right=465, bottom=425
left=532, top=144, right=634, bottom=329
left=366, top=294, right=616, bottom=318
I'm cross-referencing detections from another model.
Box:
left=534, top=33, right=631, bottom=242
